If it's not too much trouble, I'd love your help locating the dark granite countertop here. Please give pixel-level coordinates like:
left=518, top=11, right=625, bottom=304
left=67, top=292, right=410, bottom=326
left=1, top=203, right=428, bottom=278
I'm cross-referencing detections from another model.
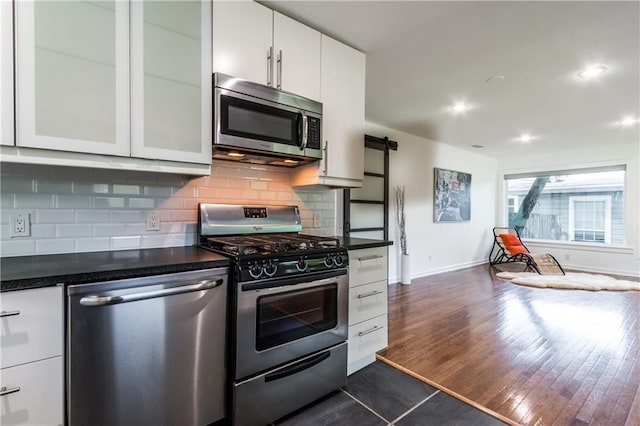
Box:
left=338, top=237, right=393, bottom=250
left=1, top=246, right=230, bottom=292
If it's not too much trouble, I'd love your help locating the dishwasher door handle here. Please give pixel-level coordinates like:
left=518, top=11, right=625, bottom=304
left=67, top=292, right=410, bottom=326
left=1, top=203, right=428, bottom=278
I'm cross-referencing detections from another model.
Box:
left=79, top=278, right=224, bottom=307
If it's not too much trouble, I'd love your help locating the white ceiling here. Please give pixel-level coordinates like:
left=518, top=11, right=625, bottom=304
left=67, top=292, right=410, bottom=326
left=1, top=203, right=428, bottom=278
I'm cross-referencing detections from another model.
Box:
left=263, top=1, right=640, bottom=159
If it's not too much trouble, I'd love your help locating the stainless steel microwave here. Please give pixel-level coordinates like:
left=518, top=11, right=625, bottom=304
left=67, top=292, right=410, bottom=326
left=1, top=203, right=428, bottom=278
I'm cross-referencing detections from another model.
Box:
left=213, top=73, right=322, bottom=167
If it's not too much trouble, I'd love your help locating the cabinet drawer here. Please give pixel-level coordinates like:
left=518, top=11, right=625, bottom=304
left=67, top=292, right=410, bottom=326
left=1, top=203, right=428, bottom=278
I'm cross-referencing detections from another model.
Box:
left=0, top=287, right=63, bottom=368
left=349, top=247, right=388, bottom=287
left=0, top=356, right=63, bottom=426
left=347, top=314, right=388, bottom=364
left=348, top=280, right=387, bottom=326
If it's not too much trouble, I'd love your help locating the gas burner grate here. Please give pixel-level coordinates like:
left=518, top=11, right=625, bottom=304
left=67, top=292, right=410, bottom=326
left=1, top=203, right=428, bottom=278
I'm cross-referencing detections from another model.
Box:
left=203, top=233, right=340, bottom=257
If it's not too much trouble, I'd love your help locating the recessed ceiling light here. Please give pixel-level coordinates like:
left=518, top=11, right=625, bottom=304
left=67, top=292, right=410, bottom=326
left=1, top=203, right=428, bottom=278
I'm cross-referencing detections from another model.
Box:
left=617, top=116, right=639, bottom=127
left=518, top=134, right=533, bottom=143
left=450, top=102, right=469, bottom=113
left=283, top=159, right=299, bottom=164
left=227, top=152, right=245, bottom=157
left=471, top=144, right=484, bottom=149
left=577, top=64, right=608, bottom=79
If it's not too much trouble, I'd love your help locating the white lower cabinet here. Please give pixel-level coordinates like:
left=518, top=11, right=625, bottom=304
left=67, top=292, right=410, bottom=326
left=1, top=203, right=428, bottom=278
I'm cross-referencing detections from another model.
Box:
left=0, top=286, right=63, bottom=426
left=348, top=280, right=387, bottom=325
left=0, top=357, right=63, bottom=426
left=347, top=246, right=389, bottom=375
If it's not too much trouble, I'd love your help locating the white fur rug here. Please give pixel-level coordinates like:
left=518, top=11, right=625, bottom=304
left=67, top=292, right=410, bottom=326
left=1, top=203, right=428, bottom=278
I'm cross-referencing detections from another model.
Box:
left=495, top=271, right=640, bottom=291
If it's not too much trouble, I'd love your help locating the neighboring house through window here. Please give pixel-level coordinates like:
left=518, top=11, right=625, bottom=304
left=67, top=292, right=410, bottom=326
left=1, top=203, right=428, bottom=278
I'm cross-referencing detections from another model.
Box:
left=569, top=196, right=611, bottom=243
left=507, top=196, right=519, bottom=215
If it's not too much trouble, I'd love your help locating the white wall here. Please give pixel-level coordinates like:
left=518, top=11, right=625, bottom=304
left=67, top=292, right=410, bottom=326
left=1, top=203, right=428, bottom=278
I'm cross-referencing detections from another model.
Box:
left=497, top=142, right=640, bottom=277
left=0, top=160, right=338, bottom=256
left=366, top=122, right=499, bottom=284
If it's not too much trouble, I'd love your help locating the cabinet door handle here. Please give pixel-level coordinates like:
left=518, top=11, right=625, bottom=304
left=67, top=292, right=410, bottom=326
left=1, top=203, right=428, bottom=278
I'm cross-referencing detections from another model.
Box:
left=357, top=290, right=384, bottom=299
left=0, top=310, right=20, bottom=318
left=267, top=46, right=273, bottom=86
left=357, top=325, right=384, bottom=337
left=357, top=254, right=383, bottom=262
left=322, top=140, right=328, bottom=175
left=276, top=50, right=282, bottom=89
left=0, top=386, right=21, bottom=397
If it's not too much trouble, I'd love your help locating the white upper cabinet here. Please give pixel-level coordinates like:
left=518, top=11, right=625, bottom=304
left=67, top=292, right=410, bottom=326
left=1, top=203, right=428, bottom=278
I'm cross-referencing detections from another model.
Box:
left=130, top=0, right=211, bottom=163
left=212, top=0, right=272, bottom=86
left=1, top=0, right=14, bottom=146
left=291, top=35, right=366, bottom=188
left=211, top=1, right=321, bottom=101
left=15, top=0, right=130, bottom=156
left=8, top=0, right=211, bottom=173
left=272, top=12, right=320, bottom=101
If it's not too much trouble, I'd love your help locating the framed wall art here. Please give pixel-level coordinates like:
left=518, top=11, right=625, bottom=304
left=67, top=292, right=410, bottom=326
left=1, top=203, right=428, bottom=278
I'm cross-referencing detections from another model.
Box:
left=434, top=168, right=471, bottom=222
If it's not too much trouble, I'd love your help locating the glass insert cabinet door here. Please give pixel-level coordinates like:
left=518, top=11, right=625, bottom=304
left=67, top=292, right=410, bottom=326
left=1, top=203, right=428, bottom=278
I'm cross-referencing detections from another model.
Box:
left=130, top=0, right=212, bottom=163
left=15, top=0, right=130, bottom=155
left=1, top=0, right=14, bottom=146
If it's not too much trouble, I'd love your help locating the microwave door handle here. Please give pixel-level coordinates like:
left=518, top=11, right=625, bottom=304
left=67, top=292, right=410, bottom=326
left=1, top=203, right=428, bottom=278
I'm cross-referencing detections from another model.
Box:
left=296, top=112, right=307, bottom=150
left=300, top=112, right=308, bottom=150
left=296, top=113, right=303, bottom=149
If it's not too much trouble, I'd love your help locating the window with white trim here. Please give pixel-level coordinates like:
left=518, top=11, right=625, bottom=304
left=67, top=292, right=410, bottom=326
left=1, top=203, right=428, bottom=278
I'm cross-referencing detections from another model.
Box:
left=569, top=196, right=611, bottom=243
left=504, top=166, right=625, bottom=245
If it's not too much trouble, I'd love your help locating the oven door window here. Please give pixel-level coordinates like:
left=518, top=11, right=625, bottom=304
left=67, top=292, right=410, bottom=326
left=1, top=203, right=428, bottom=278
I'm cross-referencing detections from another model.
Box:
left=256, top=284, right=337, bottom=351
left=221, top=95, right=301, bottom=147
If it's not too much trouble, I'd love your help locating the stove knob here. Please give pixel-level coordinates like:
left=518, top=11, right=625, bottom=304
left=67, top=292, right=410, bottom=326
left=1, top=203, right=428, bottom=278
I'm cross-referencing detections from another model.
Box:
left=296, top=257, right=308, bottom=272
left=249, top=262, right=263, bottom=279
left=324, top=254, right=334, bottom=268
left=264, top=261, right=278, bottom=277
left=333, top=254, right=344, bottom=267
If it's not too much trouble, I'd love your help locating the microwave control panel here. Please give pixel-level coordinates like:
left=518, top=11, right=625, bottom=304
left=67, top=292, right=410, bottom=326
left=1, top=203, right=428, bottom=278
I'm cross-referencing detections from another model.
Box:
left=307, top=117, right=321, bottom=149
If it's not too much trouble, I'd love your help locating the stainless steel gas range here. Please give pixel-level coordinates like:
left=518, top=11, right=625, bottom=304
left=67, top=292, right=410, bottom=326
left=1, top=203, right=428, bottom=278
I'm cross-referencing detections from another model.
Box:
left=198, top=204, right=348, bottom=426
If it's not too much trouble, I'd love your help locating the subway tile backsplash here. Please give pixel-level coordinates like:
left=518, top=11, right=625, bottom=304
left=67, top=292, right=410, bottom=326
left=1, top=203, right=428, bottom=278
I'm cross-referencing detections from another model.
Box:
left=0, top=161, right=338, bottom=257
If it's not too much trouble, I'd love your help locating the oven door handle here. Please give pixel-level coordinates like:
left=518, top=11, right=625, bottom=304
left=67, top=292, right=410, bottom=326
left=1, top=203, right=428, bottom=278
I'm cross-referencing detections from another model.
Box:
left=264, top=351, right=331, bottom=383
left=241, top=269, right=347, bottom=291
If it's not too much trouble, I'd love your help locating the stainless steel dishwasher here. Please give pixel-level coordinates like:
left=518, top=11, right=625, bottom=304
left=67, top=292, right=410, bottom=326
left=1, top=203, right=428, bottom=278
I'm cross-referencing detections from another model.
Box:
left=66, top=267, right=228, bottom=426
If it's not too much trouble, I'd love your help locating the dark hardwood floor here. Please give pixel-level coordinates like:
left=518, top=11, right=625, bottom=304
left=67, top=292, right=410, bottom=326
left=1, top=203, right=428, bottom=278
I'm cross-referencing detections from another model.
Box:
left=377, top=265, right=640, bottom=426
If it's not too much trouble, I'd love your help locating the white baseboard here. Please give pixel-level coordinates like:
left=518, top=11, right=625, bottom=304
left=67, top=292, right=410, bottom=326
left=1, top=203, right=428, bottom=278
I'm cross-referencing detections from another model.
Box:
left=390, top=259, right=640, bottom=283
left=562, top=263, right=640, bottom=278
left=390, top=259, right=488, bottom=284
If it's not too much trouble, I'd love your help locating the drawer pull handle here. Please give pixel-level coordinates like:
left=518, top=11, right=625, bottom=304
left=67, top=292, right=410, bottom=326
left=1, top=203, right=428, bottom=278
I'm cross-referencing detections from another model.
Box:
left=357, top=255, right=383, bottom=262
left=0, top=386, right=21, bottom=396
left=357, top=290, right=384, bottom=299
left=357, top=325, right=384, bottom=337
left=0, top=310, right=20, bottom=318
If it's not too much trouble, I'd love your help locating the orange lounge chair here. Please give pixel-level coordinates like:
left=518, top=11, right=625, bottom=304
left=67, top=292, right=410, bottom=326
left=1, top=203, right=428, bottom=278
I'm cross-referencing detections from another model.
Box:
left=489, top=226, right=565, bottom=275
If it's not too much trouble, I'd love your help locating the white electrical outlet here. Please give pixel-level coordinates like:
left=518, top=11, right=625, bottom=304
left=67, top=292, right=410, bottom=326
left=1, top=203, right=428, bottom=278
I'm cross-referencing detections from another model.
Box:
left=147, top=211, right=160, bottom=231
left=10, top=212, right=31, bottom=237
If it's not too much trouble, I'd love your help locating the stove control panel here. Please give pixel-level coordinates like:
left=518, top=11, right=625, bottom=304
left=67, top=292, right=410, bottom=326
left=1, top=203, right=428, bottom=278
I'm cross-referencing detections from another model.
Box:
left=244, top=207, right=268, bottom=218
left=236, top=250, right=349, bottom=282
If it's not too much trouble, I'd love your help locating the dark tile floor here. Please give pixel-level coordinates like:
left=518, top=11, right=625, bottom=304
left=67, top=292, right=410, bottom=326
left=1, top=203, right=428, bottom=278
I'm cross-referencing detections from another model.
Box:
left=275, top=361, right=505, bottom=426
